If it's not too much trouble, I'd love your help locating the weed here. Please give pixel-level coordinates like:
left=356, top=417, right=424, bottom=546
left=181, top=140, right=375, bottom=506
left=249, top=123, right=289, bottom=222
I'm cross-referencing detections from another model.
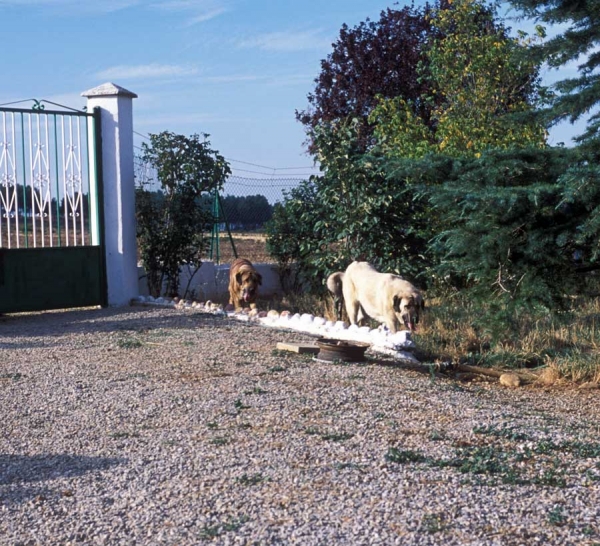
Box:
left=334, top=462, right=366, bottom=472
left=199, top=524, right=221, bottom=539
left=385, top=447, right=427, bottom=464
left=421, top=513, right=446, bottom=534
left=321, top=432, right=354, bottom=442
left=109, top=431, right=140, bottom=439
left=237, top=473, right=268, bottom=486
left=428, top=430, right=447, bottom=442
left=440, top=446, right=508, bottom=475
left=244, top=386, right=268, bottom=395
left=531, top=468, right=567, bottom=488
left=582, top=525, right=596, bottom=537
left=564, top=441, right=600, bottom=458
left=472, top=424, right=529, bottom=441
left=267, top=365, right=287, bottom=373
left=304, top=426, right=321, bottom=435
left=270, top=349, right=290, bottom=358
left=206, top=421, right=219, bottom=430
left=222, top=515, right=249, bottom=532
left=0, top=372, right=24, bottom=381
left=547, top=505, right=567, bottom=526
left=533, top=440, right=561, bottom=454
left=117, top=338, right=142, bottom=349
left=234, top=398, right=251, bottom=410
left=210, top=436, right=231, bottom=446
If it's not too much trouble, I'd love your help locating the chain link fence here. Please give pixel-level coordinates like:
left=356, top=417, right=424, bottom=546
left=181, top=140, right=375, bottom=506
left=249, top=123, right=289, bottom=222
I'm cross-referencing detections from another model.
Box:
left=134, top=154, right=307, bottom=263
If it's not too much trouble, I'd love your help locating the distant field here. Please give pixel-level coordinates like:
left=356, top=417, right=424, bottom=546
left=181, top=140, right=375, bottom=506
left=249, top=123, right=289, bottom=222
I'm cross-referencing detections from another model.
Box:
left=203, top=232, right=273, bottom=264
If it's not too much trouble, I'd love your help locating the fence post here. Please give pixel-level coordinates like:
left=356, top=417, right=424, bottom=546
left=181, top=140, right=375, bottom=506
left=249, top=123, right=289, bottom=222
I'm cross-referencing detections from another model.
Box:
left=82, top=82, right=138, bottom=306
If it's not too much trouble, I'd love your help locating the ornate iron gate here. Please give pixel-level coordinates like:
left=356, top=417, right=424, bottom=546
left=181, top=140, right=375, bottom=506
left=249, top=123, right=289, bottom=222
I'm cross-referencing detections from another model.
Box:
left=0, top=102, right=106, bottom=312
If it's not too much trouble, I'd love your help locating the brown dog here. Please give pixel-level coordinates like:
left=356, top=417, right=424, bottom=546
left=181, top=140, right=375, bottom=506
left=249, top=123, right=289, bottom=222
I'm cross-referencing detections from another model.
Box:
left=229, top=258, right=262, bottom=311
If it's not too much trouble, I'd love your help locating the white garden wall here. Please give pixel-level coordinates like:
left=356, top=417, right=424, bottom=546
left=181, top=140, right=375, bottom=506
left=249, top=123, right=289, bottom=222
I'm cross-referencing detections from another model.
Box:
left=137, top=262, right=283, bottom=302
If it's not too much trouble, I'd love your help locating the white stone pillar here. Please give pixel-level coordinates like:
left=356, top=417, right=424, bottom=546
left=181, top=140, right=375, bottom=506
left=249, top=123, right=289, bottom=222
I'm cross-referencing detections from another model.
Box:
left=82, top=82, right=138, bottom=306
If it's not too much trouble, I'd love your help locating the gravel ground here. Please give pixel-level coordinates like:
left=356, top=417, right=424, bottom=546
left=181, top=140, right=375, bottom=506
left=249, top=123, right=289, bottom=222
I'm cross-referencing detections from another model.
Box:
left=1, top=305, right=599, bottom=545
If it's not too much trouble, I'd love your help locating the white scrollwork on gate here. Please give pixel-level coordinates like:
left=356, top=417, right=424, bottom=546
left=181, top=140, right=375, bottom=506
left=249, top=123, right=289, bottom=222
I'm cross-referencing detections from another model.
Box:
left=0, top=113, right=19, bottom=248
left=0, top=106, right=94, bottom=249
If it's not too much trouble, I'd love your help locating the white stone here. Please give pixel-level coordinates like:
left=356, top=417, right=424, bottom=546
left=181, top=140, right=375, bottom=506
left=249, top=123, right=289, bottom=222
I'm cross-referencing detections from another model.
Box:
left=300, top=313, right=314, bottom=324
left=313, top=316, right=326, bottom=327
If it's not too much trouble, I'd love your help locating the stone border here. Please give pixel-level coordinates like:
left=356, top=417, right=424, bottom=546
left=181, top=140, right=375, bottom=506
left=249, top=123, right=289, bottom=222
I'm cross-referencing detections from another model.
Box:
left=131, top=295, right=420, bottom=365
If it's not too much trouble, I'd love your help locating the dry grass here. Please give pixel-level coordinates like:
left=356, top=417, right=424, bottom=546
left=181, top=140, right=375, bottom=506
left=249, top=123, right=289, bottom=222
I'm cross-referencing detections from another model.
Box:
left=413, top=296, right=600, bottom=385
left=266, top=289, right=600, bottom=386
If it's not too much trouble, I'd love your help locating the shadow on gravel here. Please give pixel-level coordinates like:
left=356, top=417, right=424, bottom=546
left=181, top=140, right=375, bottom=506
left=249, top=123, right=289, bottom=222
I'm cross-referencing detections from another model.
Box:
left=0, top=305, right=231, bottom=345
left=0, top=453, right=126, bottom=485
left=0, top=453, right=127, bottom=505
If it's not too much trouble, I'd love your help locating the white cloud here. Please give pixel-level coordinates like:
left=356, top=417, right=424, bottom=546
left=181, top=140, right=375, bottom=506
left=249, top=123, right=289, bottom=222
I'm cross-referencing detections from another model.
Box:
left=150, top=0, right=228, bottom=26
left=185, top=7, right=227, bottom=25
left=94, top=63, right=199, bottom=81
left=0, top=0, right=142, bottom=13
left=238, top=30, right=330, bottom=53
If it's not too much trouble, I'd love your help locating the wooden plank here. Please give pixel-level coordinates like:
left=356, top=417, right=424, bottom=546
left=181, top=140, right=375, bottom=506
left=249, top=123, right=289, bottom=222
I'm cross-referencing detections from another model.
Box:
left=276, top=342, right=320, bottom=355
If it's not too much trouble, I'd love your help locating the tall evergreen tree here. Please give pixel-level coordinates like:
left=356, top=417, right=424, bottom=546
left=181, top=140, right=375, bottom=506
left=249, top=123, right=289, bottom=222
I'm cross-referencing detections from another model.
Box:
left=509, top=0, right=600, bottom=153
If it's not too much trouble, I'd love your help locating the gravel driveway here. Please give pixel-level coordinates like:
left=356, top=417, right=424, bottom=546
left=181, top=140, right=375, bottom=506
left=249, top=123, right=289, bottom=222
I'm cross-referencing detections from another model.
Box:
left=1, top=305, right=599, bottom=545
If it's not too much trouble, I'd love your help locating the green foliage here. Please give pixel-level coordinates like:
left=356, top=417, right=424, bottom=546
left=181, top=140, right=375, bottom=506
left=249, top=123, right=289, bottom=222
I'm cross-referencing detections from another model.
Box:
left=136, top=131, right=230, bottom=297
left=370, top=96, right=434, bottom=159
left=265, top=178, right=327, bottom=292
left=426, top=0, right=546, bottom=156
left=369, top=0, right=546, bottom=159
left=221, top=194, right=273, bottom=228
left=266, top=120, right=432, bottom=289
left=557, top=161, right=600, bottom=263
left=426, top=146, right=581, bottom=311
left=508, top=0, right=600, bottom=152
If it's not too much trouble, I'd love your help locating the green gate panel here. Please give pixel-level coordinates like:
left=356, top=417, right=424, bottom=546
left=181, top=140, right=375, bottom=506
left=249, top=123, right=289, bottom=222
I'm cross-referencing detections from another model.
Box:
left=0, top=247, right=107, bottom=313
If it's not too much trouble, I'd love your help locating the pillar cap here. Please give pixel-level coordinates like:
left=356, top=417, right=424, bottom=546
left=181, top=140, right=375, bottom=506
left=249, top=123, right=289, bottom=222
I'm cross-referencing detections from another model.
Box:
left=81, top=82, right=138, bottom=99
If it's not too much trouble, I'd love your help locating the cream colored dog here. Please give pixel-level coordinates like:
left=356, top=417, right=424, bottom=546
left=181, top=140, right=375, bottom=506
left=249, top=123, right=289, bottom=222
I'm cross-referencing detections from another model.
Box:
left=326, top=271, right=345, bottom=320
left=329, top=261, right=424, bottom=333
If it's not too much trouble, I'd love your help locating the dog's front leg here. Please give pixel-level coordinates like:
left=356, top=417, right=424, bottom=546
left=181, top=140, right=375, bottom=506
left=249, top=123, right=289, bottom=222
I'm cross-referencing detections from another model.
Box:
left=230, top=295, right=242, bottom=312
left=385, top=314, right=399, bottom=334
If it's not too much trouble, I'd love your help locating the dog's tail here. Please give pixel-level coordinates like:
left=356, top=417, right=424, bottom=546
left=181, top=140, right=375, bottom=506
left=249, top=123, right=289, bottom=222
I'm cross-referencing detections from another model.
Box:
left=326, top=272, right=344, bottom=298
left=326, top=272, right=345, bottom=321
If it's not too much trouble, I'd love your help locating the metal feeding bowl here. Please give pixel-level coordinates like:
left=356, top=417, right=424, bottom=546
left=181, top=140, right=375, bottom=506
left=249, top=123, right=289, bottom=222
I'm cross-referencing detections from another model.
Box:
left=315, top=338, right=371, bottom=363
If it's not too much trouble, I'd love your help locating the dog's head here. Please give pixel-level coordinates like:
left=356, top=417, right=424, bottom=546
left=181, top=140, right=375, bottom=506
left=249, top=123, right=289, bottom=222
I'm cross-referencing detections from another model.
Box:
left=236, top=268, right=262, bottom=303
left=393, top=292, right=424, bottom=332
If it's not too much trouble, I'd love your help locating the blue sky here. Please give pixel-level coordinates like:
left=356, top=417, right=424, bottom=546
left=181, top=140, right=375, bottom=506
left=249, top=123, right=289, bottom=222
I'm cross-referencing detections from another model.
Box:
left=0, top=0, right=586, bottom=179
